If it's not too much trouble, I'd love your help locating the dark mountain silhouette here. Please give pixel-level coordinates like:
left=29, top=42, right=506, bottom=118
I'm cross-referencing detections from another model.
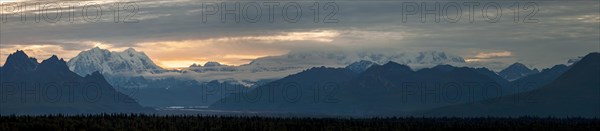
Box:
left=210, top=67, right=359, bottom=114
left=336, top=63, right=508, bottom=115
left=1, top=51, right=38, bottom=76
left=417, top=52, right=600, bottom=117
left=211, top=62, right=508, bottom=116
left=0, top=50, right=148, bottom=115
left=498, top=62, right=540, bottom=81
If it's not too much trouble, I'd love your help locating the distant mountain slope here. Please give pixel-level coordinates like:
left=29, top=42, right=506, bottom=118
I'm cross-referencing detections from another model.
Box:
left=109, top=76, right=247, bottom=107
left=336, top=63, right=509, bottom=115
left=418, top=52, right=600, bottom=117
left=67, top=47, right=164, bottom=76
left=498, top=63, right=539, bottom=81
left=209, top=67, right=359, bottom=114
left=509, top=64, right=570, bottom=93
left=0, top=50, right=148, bottom=115
left=474, top=67, right=511, bottom=89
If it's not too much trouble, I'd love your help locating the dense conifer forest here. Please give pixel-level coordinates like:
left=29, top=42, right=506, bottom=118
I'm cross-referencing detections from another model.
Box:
left=1, top=114, right=599, bottom=130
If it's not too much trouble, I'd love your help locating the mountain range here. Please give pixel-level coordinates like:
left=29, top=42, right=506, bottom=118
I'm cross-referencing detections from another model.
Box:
left=52, top=47, right=586, bottom=110
left=3, top=47, right=596, bottom=117
left=66, top=47, right=469, bottom=87
left=211, top=52, right=599, bottom=117
left=0, top=50, right=148, bottom=115
left=210, top=62, right=511, bottom=116
left=417, top=52, right=600, bottom=117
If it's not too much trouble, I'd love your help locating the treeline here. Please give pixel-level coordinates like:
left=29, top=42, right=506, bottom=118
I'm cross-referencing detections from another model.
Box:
left=0, top=114, right=599, bottom=130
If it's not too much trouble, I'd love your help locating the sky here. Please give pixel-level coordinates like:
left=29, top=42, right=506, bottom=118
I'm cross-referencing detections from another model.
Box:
left=0, top=0, right=598, bottom=70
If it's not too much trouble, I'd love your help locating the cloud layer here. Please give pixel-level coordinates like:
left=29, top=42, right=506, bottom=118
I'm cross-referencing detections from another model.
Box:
left=1, top=0, right=598, bottom=70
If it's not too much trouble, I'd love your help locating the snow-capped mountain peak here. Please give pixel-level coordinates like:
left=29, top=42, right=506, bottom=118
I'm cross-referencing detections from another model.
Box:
left=67, top=47, right=164, bottom=76
left=346, top=60, right=377, bottom=73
